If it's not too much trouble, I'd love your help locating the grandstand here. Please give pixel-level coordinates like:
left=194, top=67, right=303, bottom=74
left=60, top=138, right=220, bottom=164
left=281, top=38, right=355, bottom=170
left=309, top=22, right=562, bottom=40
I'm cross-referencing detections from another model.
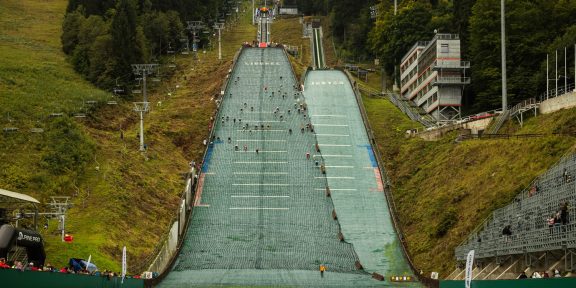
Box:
left=453, top=152, right=576, bottom=279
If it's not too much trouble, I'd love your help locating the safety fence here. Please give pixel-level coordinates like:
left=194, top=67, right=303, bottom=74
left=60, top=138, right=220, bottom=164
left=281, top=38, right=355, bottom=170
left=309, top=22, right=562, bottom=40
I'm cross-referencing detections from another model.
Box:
left=130, top=48, right=245, bottom=284
left=458, top=132, right=576, bottom=141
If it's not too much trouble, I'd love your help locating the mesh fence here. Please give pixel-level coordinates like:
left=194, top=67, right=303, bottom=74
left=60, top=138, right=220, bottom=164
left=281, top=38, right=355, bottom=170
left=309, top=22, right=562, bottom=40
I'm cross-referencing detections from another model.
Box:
left=171, top=48, right=361, bottom=274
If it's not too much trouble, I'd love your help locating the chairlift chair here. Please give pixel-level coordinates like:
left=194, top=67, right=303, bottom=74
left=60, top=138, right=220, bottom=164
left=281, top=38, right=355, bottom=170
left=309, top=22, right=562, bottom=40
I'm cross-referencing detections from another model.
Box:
left=3, top=127, right=19, bottom=133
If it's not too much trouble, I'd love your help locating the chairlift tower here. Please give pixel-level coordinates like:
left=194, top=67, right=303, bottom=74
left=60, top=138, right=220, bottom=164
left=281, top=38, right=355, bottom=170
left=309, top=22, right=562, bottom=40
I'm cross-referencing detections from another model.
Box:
left=213, top=23, right=225, bottom=60
left=131, top=64, right=158, bottom=152
left=48, top=196, right=72, bottom=242
left=133, top=102, right=149, bottom=152
left=186, top=21, right=205, bottom=56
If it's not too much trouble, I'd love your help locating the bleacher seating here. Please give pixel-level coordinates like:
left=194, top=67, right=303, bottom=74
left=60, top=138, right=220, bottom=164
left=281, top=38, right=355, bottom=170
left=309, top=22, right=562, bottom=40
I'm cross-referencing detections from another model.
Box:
left=456, top=153, right=576, bottom=262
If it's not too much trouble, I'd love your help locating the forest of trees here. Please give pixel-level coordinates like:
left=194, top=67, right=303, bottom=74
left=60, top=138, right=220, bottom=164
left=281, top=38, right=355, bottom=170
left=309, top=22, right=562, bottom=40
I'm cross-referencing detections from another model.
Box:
left=299, top=0, right=576, bottom=113
left=61, top=0, right=231, bottom=92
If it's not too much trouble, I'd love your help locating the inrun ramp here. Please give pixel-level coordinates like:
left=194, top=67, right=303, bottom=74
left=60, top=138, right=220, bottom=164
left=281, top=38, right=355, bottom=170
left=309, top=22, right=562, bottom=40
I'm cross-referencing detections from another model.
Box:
left=158, top=49, right=420, bottom=287
left=304, top=70, right=417, bottom=281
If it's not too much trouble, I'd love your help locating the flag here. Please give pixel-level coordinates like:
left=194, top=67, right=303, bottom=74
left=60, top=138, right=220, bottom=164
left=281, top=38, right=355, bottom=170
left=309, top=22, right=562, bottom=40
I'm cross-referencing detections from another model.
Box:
left=85, top=255, right=91, bottom=271
left=121, top=246, right=127, bottom=284
left=465, top=250, right=475, bottom=288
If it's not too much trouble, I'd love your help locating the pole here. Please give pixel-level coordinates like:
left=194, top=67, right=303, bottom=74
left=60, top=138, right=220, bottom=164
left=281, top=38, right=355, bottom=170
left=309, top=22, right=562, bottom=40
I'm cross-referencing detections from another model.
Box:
left=139, top=110, right=145, bottom=151
left=574, top=44, right=576, bottom=92
left=565, top=46, right=567, bottom=91
left=380, top=63, right=386, bottom=95
left=394, top=0, right=397, bottom=15
left=61, top=215, right=65, bottom=242
left=501, top=0, right=507, bottom=112
left=556, top=50, right=558, bottom=97
left=546, top=54, right=549, bottom=100
left=252, top=0, right=255, bottom=24
left=143, top=72, right=147, bottom=103
left=218, top=27, right=222, bottom=60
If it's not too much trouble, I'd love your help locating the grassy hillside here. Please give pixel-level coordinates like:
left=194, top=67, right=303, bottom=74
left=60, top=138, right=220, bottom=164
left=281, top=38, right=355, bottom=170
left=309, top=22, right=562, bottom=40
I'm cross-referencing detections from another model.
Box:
left=270, top=15, right=576, bottom=276
left=0, top=0, right=255, bottom=272
left=363, top=96, right=576, bottom=276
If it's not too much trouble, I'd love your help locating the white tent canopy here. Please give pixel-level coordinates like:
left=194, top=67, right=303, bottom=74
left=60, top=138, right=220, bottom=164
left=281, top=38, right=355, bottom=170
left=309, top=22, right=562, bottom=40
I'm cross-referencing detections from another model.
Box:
left=0, top=188, right=40, bottom=204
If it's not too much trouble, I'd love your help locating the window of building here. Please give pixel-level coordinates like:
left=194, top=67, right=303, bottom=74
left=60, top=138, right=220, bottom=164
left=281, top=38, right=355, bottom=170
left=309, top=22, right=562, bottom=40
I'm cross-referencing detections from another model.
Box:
left=440, top=44, right=449, bottom=53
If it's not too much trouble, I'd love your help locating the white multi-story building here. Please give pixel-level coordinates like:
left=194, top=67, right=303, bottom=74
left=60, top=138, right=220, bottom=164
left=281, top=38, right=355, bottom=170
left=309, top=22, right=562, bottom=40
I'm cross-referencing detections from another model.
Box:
left=400, top=34, right=470, bottom=121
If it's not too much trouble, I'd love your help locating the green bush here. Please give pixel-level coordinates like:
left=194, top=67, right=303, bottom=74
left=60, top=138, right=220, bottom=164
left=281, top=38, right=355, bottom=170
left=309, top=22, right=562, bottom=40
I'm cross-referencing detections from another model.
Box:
left=434, top=207, right=458, bottom=238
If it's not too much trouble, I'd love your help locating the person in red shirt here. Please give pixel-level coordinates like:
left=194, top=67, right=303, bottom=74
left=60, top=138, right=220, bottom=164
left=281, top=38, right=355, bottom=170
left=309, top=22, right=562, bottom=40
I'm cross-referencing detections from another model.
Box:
left=0, top=258, right=10, bottom=269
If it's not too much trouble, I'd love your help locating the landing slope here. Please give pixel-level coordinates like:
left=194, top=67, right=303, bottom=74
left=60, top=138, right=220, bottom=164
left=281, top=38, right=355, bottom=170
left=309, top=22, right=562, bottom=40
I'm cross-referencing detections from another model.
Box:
left=304, top=70, right=414, bottom=279
left=159, top=48, right=389, bottom=286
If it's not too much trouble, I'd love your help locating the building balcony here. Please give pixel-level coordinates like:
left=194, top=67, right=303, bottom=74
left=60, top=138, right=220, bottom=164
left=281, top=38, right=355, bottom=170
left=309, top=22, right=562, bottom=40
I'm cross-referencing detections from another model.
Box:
left=432, top=77, right=471, bottom=86
left=432, top=60, right=470, bottom=70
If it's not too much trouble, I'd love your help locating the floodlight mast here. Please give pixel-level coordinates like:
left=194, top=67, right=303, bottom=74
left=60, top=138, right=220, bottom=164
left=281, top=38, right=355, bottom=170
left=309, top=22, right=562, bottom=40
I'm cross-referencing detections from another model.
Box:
left=500, top=0, right=507, bottom=112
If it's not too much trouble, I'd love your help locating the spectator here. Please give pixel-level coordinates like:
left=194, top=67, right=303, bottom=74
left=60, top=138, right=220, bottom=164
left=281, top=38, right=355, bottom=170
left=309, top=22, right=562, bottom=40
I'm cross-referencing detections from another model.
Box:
left=528, top=184, right=537, bottom=197
left=13, top=261, right=24, bottom=271
left=531, top=271, right=541, bottom=278
left=543, top=271, right=549, bottom=278
left=554, top=269, right=562, bottom=277
left=518, top=271, right=527, bottom=279
left=560, top=202, right=569, bottom=225
left=563, top=168, right=569, bottom=183
left=547, top=214, right=555, bottom=234
left=502, top=225, right=512, bottom=242
left=0, top=258, right=10, bottom=269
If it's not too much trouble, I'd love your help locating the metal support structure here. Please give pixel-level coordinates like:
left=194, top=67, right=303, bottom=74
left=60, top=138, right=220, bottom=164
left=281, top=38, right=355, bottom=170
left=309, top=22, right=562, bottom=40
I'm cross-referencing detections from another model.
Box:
left=131, top=64, right=158, bottom=152
left=501, top=0, right=507, bottom=112
left=213, top=23, right=224, bottom=60
left=133, top=102, right=150, bottom=152
left=186, top=21, right=205, bottom=55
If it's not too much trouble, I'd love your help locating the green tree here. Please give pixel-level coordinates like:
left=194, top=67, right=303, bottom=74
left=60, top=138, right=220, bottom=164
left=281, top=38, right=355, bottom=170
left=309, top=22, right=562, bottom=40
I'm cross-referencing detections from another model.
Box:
left=110, top=0, right=144, bottom=88
left=61, top=7, right=85, bottom=54
left=369, top=1, right=434, bottom=81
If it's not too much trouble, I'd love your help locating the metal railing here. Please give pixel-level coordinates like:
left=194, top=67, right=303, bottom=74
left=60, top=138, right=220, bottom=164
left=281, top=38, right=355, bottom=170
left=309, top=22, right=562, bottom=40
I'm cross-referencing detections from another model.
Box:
left=538, top=82, right=576, bottom=102
left=386, top=92, right=436, bottom=128
left=431, top=77, right=471, bottom=86
left=457, top=132, right=575, bottom=141
left=433, top=60, right=470, bottom=69
left=484, top=109, right=510, bottom=134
